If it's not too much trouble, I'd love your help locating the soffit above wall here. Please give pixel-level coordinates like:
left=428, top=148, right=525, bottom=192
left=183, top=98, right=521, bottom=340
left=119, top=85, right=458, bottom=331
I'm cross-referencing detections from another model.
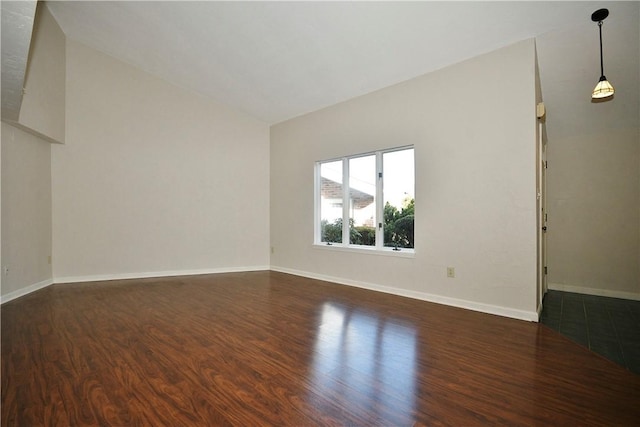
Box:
left=1, top=0, right=37, bottom=122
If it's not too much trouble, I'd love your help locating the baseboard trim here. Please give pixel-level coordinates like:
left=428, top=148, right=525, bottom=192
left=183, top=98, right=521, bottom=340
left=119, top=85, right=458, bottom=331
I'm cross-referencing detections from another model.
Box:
left=271, top=266, right=539, bottom=322
left=547, top=283, right=640, bottom=301
left=1, top=278, right=54, bottom=304
left=536, top=302, right=543, bottom=320
left=54, top=265, right=271, bottom=284
left=2, top=266, right=271, bottom=303
left=1, top=266, right=543, bottom=323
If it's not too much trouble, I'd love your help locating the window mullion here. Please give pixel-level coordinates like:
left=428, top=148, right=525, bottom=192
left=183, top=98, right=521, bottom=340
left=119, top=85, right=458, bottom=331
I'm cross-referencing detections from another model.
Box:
left=314, top=162, right=321, bottom=244
left=342, top=158, right=350, bottom=246
left=376, top=152, right=384, bottom=249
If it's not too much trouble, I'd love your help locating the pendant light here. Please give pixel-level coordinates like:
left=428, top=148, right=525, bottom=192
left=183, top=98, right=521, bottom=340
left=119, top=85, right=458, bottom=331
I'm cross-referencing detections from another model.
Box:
left=591, top=8, right=614, bottom=100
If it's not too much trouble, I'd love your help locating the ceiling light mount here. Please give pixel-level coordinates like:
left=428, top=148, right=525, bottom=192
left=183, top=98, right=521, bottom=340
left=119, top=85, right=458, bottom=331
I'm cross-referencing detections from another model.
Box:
left=591, top=8, right=609, bottom=23
left=591, top=8, right=614, bottom=100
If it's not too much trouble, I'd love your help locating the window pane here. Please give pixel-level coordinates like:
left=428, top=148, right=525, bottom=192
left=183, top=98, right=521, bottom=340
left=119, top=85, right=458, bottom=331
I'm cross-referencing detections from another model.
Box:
left=383, top=149, right=414, bottom=248
left=349, top=155, right=376, bottom=246
left=320, top=160, right=343, bottom=243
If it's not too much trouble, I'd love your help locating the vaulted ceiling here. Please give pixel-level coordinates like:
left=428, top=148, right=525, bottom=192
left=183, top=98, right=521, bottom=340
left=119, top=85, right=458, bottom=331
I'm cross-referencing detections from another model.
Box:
left=6, top=1, right=640, bottom=139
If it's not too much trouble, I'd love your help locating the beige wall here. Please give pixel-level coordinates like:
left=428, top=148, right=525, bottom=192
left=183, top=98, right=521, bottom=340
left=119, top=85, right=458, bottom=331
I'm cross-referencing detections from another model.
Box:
left=1, top=122, right=52, bottom=300
left=18, top=3, right=65, bottom=143
left=52, top=40, right=270, bottom=281
left=547, top=128, right=640, bottom=298
left=271, top=39, right=539, bottom=320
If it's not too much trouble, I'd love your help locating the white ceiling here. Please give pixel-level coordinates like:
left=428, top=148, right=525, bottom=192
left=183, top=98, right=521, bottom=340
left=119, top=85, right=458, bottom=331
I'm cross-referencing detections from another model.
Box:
left=44, top=1, right=639, bottom=128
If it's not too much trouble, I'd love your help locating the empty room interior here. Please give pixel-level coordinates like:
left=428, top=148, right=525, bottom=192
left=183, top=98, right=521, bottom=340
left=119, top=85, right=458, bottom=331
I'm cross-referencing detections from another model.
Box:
left=1, top=1, right=639, bottom=425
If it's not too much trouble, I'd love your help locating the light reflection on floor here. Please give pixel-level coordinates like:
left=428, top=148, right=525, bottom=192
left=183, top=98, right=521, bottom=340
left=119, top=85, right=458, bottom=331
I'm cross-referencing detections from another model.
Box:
left=308, top=302, right=418, bottom=420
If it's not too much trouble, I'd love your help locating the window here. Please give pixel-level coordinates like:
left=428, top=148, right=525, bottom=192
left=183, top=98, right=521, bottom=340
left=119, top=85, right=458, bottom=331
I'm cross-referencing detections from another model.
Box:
left=316, top=146, right=414, bottom=252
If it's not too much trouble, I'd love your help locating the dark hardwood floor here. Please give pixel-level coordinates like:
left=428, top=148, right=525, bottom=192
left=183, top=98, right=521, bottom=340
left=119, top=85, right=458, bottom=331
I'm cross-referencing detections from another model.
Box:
left=2, top=271, right=639, bottom=426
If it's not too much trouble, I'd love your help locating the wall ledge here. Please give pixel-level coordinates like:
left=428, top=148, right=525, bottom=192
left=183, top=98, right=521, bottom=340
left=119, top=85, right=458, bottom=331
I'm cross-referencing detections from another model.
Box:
left=1, top=118, right=64, bottom=144
left=271, top=265, right=539, bottom=322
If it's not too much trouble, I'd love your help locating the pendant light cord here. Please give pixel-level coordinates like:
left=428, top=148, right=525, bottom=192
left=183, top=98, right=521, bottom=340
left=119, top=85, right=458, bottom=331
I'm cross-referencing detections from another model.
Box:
left=598, top=21, right=604, bottom=77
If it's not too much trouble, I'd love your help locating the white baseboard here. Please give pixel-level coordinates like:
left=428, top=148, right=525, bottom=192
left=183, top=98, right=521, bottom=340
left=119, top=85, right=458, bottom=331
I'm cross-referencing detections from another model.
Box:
left=547, top=283, right=640, bottom=301
left=1, top=266, right=545, bottom=324
left=536, top=303, right=543, bottom=319
left=1, top=278, right=54, bottom=304
left=54, top=265, right=271, bottom=284
left=1, top=266, right=270, bottom=303
left=271, top=266, right=539, bottom=322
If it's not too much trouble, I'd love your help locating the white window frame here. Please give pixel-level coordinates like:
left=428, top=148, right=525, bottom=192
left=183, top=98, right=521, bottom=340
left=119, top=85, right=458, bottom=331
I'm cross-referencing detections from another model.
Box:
left=314, top=146, right=414, bottom=256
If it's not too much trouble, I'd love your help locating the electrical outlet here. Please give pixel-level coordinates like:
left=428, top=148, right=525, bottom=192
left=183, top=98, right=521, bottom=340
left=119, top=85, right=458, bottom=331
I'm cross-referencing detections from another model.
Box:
left=447, top=267, right=455, bottom=278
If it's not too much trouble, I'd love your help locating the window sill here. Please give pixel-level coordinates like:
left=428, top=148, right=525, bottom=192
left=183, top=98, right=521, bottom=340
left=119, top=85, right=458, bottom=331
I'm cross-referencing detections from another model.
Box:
left=312, top=243, right=415, bottom=258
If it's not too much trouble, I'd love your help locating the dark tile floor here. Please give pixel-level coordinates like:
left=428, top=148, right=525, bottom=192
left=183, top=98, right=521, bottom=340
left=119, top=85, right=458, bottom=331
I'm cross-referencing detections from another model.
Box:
left=540, top=290, right=640, bottom=375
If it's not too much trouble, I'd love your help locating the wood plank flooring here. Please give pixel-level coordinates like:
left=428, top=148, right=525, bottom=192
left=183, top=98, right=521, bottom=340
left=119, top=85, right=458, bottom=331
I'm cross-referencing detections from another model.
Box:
left=2, top=271, right=639, bottom=426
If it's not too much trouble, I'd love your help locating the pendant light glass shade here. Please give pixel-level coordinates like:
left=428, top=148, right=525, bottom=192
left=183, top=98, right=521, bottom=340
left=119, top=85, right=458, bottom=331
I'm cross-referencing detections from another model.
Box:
left=592, top=77, right=615, bottom=99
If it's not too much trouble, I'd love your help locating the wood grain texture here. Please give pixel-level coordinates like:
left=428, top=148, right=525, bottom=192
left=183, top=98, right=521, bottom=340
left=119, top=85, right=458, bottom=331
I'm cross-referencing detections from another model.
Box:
left=2, top=271, right=639, bottom=426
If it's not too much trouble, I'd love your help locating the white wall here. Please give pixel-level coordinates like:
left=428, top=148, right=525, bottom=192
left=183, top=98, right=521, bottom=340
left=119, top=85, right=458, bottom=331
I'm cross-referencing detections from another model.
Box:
left=546, top=128, right=639, bottom=298
left=52, top=40, right=270, bottom=281
left=271, top=39, right=539, bottom=320
left=1, top=122, right=52, bottom=300
left=17, top=3, right=65, bottom=143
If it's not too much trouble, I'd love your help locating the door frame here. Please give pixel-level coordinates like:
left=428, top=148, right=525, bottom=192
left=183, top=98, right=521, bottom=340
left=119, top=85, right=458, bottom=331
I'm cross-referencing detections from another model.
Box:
left=536, top=109, right=548, bottom=317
